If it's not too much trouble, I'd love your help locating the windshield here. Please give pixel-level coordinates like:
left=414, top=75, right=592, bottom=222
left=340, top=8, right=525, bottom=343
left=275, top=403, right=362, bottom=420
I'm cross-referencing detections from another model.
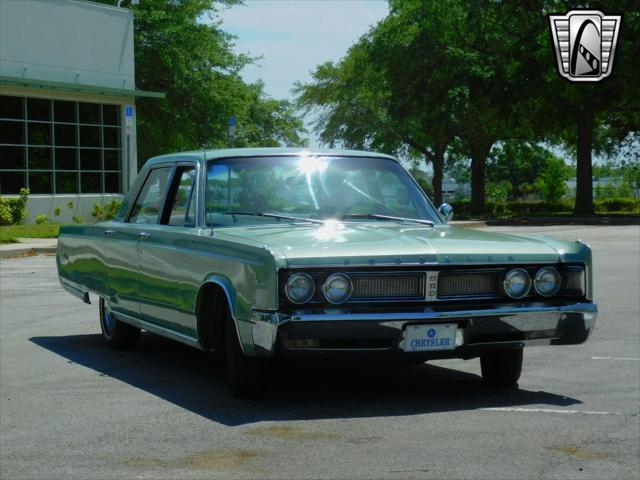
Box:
left=205, top=155, right=440, bottom=226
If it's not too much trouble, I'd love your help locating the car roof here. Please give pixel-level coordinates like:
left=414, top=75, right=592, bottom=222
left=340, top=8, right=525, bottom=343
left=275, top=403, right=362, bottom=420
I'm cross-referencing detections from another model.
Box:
left=144, top=147, right=397, bottom=167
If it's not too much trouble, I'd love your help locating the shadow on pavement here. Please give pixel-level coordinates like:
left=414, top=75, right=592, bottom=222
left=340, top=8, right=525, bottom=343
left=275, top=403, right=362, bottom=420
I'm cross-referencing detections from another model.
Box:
left=30, top=333, right=582, bottom=426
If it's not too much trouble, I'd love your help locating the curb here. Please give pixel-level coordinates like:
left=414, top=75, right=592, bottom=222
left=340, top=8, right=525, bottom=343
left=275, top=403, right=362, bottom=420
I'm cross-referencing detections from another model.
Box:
left=486, top=216, right=640, bottom=226
left=0, top=246, right=58, bottom=259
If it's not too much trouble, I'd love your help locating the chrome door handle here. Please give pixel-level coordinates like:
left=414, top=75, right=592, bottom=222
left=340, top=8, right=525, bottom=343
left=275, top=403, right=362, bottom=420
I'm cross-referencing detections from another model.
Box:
left=138, top=232, right=151, bottom=240
left=104, top=229, right=115, bottom=236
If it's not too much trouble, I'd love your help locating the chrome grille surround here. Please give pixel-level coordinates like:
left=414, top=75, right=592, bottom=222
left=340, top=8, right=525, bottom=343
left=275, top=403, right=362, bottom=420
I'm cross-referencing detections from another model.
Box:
left=279, top=264, right=587, bottom=306
left=349, top=272, right=426, bottom=301
left=437, top=269, right=503, bottom=299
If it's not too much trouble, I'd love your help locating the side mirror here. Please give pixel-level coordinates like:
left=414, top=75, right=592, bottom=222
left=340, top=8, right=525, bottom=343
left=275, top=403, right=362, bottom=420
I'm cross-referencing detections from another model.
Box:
left=438, top=203, right=453, bottom=223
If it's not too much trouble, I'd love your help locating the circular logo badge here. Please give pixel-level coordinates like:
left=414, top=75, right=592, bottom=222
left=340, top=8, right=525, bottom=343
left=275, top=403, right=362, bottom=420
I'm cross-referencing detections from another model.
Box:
left=427, top=328, right=436, bottom=338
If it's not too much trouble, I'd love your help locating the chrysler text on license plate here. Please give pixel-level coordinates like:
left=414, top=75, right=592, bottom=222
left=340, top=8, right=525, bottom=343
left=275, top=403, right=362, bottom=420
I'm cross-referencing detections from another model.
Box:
left=403, top=323, right=457, bottom=352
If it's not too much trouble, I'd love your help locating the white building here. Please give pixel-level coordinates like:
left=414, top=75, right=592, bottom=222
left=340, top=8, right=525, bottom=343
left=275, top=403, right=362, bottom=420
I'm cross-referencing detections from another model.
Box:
left=0, top=0, right=163, bottom=222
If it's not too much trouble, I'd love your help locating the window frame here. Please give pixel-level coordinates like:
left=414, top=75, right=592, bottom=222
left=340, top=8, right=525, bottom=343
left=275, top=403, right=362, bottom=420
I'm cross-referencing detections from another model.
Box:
left=203, top=155, right=442, bottom=227
left=0, top=94, right=123, bottom=195
left=126, top=165, right=175, bottom=225
left=162, top=162, right=199, bottom=228
left=125, top=161, right=201, bottom=227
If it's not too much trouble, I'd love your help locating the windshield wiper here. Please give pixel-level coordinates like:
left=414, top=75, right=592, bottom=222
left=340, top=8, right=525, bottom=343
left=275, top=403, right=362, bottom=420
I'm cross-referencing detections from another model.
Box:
left=225, top=212, right=326, bottom=225
left=339, top=213, right=435, bottom=227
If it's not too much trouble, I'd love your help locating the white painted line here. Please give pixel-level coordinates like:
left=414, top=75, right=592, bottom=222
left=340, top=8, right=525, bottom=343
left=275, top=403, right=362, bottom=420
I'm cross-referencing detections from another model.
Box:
left=480, top=407, right=616, bottom=416
left=591, top=356, right=640, bottom=361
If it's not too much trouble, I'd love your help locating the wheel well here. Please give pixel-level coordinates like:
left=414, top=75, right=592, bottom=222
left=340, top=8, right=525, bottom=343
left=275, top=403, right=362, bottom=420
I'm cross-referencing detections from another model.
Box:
left=195, top=283, right=229, bottom=354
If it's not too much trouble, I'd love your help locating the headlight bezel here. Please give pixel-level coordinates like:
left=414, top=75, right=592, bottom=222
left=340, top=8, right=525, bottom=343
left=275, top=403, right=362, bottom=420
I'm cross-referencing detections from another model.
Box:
left=321, top=273, right=353, bottom=305
left=534, top=266, right=562, bottom=297
left=502, top=267, right=532, bottom=299
left=284, top=272, right=316, bottom=304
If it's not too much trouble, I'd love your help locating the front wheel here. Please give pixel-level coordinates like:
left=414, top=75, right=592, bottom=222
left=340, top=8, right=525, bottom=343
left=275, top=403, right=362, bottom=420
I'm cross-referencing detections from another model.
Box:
left=99, top=297, right=140, bottom=350
left=226, top=314, right=265, bottom=397
left=480, top=348, right=523, bottom=387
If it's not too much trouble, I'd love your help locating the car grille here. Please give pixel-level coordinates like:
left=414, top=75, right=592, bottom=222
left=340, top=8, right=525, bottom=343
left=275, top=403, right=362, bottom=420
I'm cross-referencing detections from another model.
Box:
left=437, top=270, right=502, bottom=299
left=350, top=272, right=426, bottom=300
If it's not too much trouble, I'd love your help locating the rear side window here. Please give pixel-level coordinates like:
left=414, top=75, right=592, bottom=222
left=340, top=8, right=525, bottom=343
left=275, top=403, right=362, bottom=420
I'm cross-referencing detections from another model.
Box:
left=128, top=167, right=172, bottom=224
left=167, top=167, right=197, bottom=227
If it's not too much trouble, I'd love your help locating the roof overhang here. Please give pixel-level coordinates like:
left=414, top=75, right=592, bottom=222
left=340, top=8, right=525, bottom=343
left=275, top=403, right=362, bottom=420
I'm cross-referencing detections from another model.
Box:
left=0, top=75, right=165, bottom=99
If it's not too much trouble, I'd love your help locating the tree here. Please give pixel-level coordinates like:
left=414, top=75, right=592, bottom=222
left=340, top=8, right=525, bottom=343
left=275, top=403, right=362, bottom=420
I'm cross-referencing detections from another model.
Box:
left=297, top=0, right=531, bottom=212
left=295, top=3, right=460, bottom=206
left=535, top=156, right=572, bottom=204
left=487, top=142, right=570, bottom=199
left=91, top=0, right=306, bottom=163
left=499, top=1, right=640, bottom=214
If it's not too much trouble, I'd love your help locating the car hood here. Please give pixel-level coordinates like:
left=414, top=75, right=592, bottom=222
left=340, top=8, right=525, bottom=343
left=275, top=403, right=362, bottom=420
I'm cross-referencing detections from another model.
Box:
left=214, top=222, right=566, bottom=267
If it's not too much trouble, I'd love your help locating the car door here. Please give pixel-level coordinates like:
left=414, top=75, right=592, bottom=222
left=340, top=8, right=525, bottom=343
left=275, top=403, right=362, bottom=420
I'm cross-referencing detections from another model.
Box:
left=137, top=163, right=200, bottom=336
left=104, top=165, right=173, bottom=319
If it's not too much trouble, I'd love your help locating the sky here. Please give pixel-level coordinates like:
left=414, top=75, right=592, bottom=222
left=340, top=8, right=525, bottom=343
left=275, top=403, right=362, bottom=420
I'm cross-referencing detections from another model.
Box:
left=217, top=0, right=389, bottom=148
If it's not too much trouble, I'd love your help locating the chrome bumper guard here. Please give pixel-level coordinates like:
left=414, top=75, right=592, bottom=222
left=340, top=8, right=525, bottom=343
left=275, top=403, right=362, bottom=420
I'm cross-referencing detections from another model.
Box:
left=247, top=302, right=597, bottom=357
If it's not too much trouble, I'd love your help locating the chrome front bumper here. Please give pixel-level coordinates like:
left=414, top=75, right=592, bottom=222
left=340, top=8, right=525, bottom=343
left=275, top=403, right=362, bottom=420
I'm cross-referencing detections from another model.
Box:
left=245, top=302, right=597, bottom=358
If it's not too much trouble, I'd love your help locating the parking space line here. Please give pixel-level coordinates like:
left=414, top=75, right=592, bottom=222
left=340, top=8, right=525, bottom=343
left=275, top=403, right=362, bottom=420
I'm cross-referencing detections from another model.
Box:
left=479, top=407, right=632, bottom=416
left=591, top=356, right=640, bottom=361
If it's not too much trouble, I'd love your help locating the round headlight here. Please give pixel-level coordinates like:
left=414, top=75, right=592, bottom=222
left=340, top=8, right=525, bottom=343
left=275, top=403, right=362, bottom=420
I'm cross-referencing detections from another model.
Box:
left=322, top=273, right=352, bottom=304
left=503, top=268, right=532, bottom=299
left=285, top=273, right=315, bottom=304
left=534, top=267, right=561, bottom=296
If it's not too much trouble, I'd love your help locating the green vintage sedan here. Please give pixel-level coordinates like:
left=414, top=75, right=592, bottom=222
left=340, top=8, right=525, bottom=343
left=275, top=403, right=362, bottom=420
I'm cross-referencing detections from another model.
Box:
left=57, top=148, right=597, bottom=396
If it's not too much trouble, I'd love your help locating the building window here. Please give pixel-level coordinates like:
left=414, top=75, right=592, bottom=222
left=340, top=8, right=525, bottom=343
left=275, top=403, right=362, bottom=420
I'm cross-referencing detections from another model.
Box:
left=0, top=95, right=123, bottom=195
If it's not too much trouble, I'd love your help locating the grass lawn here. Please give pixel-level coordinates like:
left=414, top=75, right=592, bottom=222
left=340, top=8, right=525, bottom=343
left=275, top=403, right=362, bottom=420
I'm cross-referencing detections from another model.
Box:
left=0, top=224, right=60, bottom=244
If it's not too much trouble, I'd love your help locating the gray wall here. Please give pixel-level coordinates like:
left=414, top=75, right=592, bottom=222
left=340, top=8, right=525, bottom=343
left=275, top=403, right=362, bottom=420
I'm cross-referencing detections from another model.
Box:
left=0, top=0, right=135, bottom=90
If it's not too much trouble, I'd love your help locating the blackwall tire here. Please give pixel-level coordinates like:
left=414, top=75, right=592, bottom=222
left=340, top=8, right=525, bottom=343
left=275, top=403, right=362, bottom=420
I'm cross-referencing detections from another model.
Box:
left=480, top=348, right=523, bottom=387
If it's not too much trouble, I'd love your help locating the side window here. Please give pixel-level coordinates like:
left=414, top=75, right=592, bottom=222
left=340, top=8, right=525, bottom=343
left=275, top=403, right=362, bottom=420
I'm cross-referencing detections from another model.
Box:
left=167, top=167, right=197, bottom=227
left=128, top=167, right=172, bottom=224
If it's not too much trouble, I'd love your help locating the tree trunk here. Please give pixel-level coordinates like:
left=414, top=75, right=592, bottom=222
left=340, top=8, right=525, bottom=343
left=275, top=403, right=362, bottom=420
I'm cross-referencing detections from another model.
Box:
left=431, top=146, right=445, bottom=206
left=470, top=156, right=485, bottom=214
left=574, top=108, right=595, bottom=215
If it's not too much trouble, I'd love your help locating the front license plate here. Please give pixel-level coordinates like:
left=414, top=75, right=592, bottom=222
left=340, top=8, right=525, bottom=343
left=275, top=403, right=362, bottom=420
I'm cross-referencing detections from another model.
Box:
left=403, top=323, right=457, bottom=352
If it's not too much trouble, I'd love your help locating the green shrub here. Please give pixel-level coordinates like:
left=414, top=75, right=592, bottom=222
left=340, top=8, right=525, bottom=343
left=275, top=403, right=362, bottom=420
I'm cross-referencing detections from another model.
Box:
left=104, top=200, right=122, bottom=220
left=0, top=188, right=29, bottom=226
left=91, top=200, right=122, bottom=221
left=91, top=203, right=104, bottom=219
left=54, top=206, right=62, bottom=216
left=34, top=214, right=49, bottom=224
left=594, top=197, right=640, bottom=213
left=596, top=181, right=634, bottom=199
left=67, top=201, right=74, bottom=210
left=0, top=203, right=13, bottom=225
left=72, top=215, right=83, bottom=224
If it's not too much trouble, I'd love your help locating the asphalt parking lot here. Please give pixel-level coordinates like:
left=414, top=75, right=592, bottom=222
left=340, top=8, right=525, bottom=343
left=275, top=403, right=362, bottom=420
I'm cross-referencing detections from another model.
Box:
left=1, top=225, right=638, bottom=480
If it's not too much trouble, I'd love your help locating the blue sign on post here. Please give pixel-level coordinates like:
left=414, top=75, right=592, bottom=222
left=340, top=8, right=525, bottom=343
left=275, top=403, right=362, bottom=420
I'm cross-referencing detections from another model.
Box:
left=125, top=105, right=133, bottom=128
left=229, top=115, right=236, bottom=127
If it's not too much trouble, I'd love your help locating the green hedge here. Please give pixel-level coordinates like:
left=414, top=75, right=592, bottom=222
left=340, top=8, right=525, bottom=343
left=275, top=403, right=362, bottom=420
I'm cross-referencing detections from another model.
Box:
left=594, top=197, right=640, bottom=213
left=449, top=198, right=639, bottom=218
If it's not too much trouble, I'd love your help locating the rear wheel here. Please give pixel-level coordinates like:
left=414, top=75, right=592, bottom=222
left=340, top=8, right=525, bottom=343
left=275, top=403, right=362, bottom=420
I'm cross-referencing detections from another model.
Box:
left=99, top=297, right=140, bottom=350
left=480, top=348, right=523, bottom=387
left=226, top=313, right=265, bottom=397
